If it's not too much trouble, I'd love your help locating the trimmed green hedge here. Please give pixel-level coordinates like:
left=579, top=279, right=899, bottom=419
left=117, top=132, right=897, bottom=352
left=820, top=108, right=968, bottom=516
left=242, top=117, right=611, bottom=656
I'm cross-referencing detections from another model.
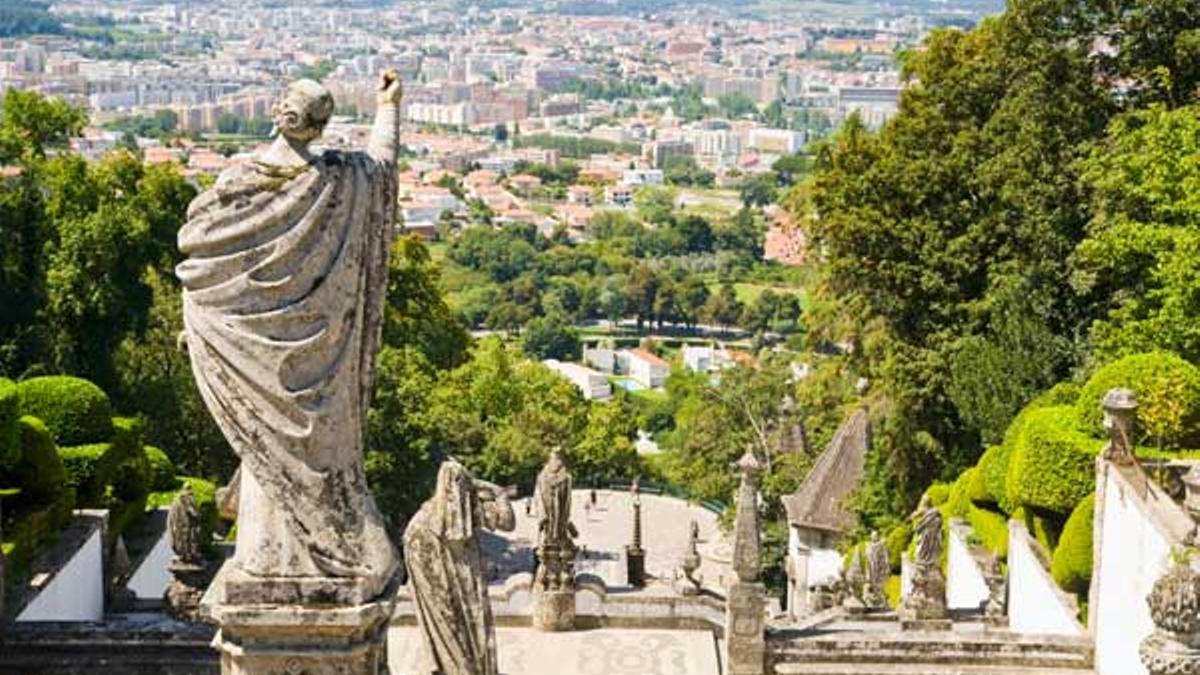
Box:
left=967, top=503, right=1009, bottom=559
left=17, top=376, right=113, bottom=446
left=1006, top=405, right=1102, bottom=515
left=1077, top=352, right=1200, bottom=447
left=977, top=445, right=1008, bottom=509
left=1051, top=494, right=1095, bottom=595
left=944, top=468, right=977, bottom=520
left=59, top=442, right=114, bottom=503
left=0, top=377, right=19, bottom=471
left=11, top=416, right=66, bottom=510
left=923, top=482, right=951, bottom=508
left=885, top=521, right=912, bottom=572
left=885, top=574, right=901, bottom=608
left=145, top=446, right=177, bottom=491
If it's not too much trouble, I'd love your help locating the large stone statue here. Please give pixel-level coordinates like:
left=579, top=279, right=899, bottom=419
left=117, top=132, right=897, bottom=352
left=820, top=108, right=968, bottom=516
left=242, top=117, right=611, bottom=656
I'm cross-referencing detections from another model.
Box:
left=532, top=448, right=578, bottom=631
left=178, top=72, right=403, bottom=599
left=899, top=495, right=948, bottom=627
left=404, top=460, right=515, bottom=675
left=184, top=72, right=404, bottom=674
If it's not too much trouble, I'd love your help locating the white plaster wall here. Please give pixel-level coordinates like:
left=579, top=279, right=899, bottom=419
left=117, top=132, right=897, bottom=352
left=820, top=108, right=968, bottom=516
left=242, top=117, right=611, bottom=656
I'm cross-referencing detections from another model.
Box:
left=1007, top=521, right=1084, bottom=637
left=1092, top=466, right=1175, bottom=675
left=126, top=530, right=172, bottom=600
left=946, top=524, right=989, bottom=610
left=17, top=527, right=104, bottom=622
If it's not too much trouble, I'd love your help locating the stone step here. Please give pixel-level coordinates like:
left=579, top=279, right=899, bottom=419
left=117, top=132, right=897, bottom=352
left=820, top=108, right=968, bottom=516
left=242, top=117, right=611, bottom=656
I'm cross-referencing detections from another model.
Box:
left=769, top=634, right=1093, bottom=670
left=773, top=664, right=1094, bottom=675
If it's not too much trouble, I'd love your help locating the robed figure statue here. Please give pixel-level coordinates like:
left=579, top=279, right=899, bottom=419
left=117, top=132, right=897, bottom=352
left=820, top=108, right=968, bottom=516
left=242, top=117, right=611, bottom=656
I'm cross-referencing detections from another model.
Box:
left=404, top=460, right=515, bottom=675
left=177, top=72, right=403, bottom=598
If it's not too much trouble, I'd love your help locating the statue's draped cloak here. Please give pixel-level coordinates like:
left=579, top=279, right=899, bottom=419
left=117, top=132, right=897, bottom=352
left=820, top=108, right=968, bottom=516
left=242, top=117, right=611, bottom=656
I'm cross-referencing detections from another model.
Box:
left=177, top=151, right=397, bottom=587
left=403, top=463, right=501, bottom=675
left=534, top=465, right=572, bottom=547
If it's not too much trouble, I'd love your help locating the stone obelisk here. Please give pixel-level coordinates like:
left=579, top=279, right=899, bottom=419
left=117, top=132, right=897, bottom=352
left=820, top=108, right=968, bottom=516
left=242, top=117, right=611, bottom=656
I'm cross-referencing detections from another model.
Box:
left=726, top=450, right=766, bottom=675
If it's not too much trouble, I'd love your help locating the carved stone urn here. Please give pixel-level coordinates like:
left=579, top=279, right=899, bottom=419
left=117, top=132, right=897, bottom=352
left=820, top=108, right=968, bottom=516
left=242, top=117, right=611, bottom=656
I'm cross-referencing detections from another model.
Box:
left=1140, top=558, right=1200, bottom=675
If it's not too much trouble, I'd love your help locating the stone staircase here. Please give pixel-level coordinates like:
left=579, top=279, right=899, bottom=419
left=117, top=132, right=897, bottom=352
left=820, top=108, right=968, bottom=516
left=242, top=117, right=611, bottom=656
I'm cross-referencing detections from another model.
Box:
left=767, top=614, right=1094, bottom=675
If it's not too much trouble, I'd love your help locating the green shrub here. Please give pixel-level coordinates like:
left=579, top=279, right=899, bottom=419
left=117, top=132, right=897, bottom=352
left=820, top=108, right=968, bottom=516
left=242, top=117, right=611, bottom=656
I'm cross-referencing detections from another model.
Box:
left=966, top=503, right=1009, bottom=559
left=885, top=574, right=901, bottom=608
left=17, top=376, right=113, bottom=446
left=885, top=521, right=912, bottom=572
left=59, top=443, right=114, bottom=504
left=0, top=378, right=19, bottom=471
left=11, top=416, right=66, bottom=510
left=1077, top=352, right=1200, bottom=448
left=1051, top=494, right=1095, bottom=595
left=1006, top=406, right=1102, bottom=514
left=976, top=445, right=1005, bottom=507
left=145, top=446, right=177, bottom=491
left=923, top=482, right=951, bottom=507
left=944, top=468, right=976, bottom=520
left=2, top=492, right=74, bottom=574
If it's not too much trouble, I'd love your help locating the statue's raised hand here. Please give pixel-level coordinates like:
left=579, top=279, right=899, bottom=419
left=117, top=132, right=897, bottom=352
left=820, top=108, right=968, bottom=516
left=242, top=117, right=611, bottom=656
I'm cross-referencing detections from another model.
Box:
left=378, top=69, right=403, bottom=105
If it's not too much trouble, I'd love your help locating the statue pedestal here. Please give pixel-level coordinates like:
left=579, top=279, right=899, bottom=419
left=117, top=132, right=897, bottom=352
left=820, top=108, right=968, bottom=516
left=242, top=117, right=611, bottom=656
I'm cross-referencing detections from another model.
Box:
left=533, top=544, right=576, bottom=631
left=898, top=564, right=948, bottom=631
left=725, top=581, right=766, bottom=675
left=166, top=560, right=215, bottom=621
left=533, top=588, right=576, bottom=631
left=201, top=563, right=394, bottom=675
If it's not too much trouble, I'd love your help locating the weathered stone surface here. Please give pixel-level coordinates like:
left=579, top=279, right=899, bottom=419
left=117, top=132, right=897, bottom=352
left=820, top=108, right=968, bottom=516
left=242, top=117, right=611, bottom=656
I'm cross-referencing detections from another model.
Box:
left=403, top=460, right=515, bottom=675
left=1101, top=388, right=1138, bottom=466
left=177, top=73, right=403, bottom=599
left=680, top=520, right=702, bottom=596
left=169, top=484, right=205, bottom=567
left=726, top=449, right=765, bottom=675
left=900, top=497, right=947, bottom=626
left=532, top=449, right=577, bottom=631
left=1140, top=558, right=1200, bottom=675
left=865, top=531, right=889, bottom=609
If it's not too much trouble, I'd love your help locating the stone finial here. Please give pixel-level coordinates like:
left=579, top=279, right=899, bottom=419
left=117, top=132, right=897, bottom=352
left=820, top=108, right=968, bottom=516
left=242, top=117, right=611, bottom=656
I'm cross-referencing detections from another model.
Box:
left=1140, top=557, right=1200, bottom=675
left=1102, top=387, right=1138, bottom=465
left=732, top=448, right=763, bottom=584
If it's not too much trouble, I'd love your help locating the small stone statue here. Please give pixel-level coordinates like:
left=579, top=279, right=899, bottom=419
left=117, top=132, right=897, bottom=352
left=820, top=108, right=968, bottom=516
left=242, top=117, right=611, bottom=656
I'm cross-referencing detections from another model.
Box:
left=842, top=546, right=866, bottom=613
left=680, top=520, right=702, bottom=595
left=865, top=531, right=890, bottom=609
left=532, top=448, right=578, bottom=631
left=168, top=483, right=205, bottom=566
left=984, top=555, right=1007, bottom=622
left=899, top=495, right=948, bottom=626
left=165, top=484, right=213, bottom=620
left=404, top=460, right=515, bottom=675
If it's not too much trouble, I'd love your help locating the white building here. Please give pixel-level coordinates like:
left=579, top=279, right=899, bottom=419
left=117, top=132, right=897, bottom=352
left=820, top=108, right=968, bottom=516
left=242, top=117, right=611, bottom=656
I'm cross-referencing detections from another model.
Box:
left=543, top=360, right=612, bottom=401
left=621, top=169, right=664, bottom=187
left=583, top=345, right=616, bottom=373
left=748, top=128, right=806, bottom=155
left=616, top=349, right=669, bottom=389
left=681, top=344, right=733, bottom=374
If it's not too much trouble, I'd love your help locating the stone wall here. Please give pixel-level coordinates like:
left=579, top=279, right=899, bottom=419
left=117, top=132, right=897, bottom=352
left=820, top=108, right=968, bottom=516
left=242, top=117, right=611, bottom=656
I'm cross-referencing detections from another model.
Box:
left=1006, top=520, right=1084, bottom=637
left=16, top=520, right=104, bottom=622
left=946, top=520, right=989, bottom=611
left=1089, top=460, right=1193, bottom=675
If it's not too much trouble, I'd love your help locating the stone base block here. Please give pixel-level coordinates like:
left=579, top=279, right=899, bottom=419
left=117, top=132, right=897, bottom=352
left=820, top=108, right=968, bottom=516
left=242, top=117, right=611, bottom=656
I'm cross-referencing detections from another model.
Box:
left=223, top=566, right=376, bottom=606
left=900, top=618, right=952, bottom=632
left=533, top=588, right=576, bottom=631
left=725, top=581, right=765, bottom=675
left=202, top=562, right=394, bottom=675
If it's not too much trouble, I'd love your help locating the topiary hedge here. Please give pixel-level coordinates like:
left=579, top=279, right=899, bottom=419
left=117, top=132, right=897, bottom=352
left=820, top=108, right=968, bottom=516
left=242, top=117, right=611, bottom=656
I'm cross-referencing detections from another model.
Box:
left=145, top=446, right=177, bottom=492
left=1076, top=352, right=1200, bottom=448
left=885, top=521, right=912, bottom=572
left=59, top=443, right=114, bottom=504
left=17, top=376, right=113, bottom=446
left=1051, top=494, right=1095, bottom=595
left=0, top=377, right=19, bottom=472
left=923, top=482, right=951, bottom=508
left=967, top=503, right=1009, bottom=559
left=1006, top=405, right=1102, bottom=515
left=977, top=445, right=1008, bottom=509
left=11, top=416, right=66, bottom=510
left=944, top=468, right=977, bottom=520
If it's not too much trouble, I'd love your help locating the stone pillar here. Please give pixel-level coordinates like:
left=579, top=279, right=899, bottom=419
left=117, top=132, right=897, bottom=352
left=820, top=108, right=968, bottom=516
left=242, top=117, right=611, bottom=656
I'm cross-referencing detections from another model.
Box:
left=626, top=480, right=646, bottom=588
left=1101, top=388, right=1137, bottom=466
left=725, top=450, right=765, bottom=675
left=533, top=542, right=576, bottom=631
left=1139, top=558, right=1200, bottom=675
left=203, top=569, right=394, bottom=675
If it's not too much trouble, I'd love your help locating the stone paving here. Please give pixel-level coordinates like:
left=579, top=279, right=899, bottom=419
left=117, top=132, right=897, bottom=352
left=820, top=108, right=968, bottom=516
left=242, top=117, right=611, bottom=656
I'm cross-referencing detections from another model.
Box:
left=388, top=626, right=722, bottom=675
left=481, top=489, right=734, bottom=591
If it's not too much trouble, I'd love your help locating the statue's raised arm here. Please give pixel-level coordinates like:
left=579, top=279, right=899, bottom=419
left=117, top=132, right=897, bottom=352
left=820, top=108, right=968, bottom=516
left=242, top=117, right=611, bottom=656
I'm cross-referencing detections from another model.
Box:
left=369, top=69, right=402, bottom=165
left=177, top=75, right=403, bottom=602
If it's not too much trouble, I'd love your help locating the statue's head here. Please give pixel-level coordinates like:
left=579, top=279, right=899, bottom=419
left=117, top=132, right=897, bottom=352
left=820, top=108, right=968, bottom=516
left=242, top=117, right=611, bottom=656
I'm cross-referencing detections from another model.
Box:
left=271, top=79, right=335, bottom=144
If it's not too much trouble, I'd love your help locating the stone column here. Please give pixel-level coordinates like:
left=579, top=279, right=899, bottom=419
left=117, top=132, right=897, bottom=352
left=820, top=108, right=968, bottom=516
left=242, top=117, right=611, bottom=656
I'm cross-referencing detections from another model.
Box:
left=626, top=479, right=646, bottom=588
left=725, top=450, right=765, bottom=675
left=1139, top=558, right=1200, bottom=675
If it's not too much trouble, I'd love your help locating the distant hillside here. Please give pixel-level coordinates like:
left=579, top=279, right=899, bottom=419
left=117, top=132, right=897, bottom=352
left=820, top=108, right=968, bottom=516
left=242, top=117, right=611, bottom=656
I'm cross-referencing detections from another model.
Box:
left=0, top=1, right=64, bottom=38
